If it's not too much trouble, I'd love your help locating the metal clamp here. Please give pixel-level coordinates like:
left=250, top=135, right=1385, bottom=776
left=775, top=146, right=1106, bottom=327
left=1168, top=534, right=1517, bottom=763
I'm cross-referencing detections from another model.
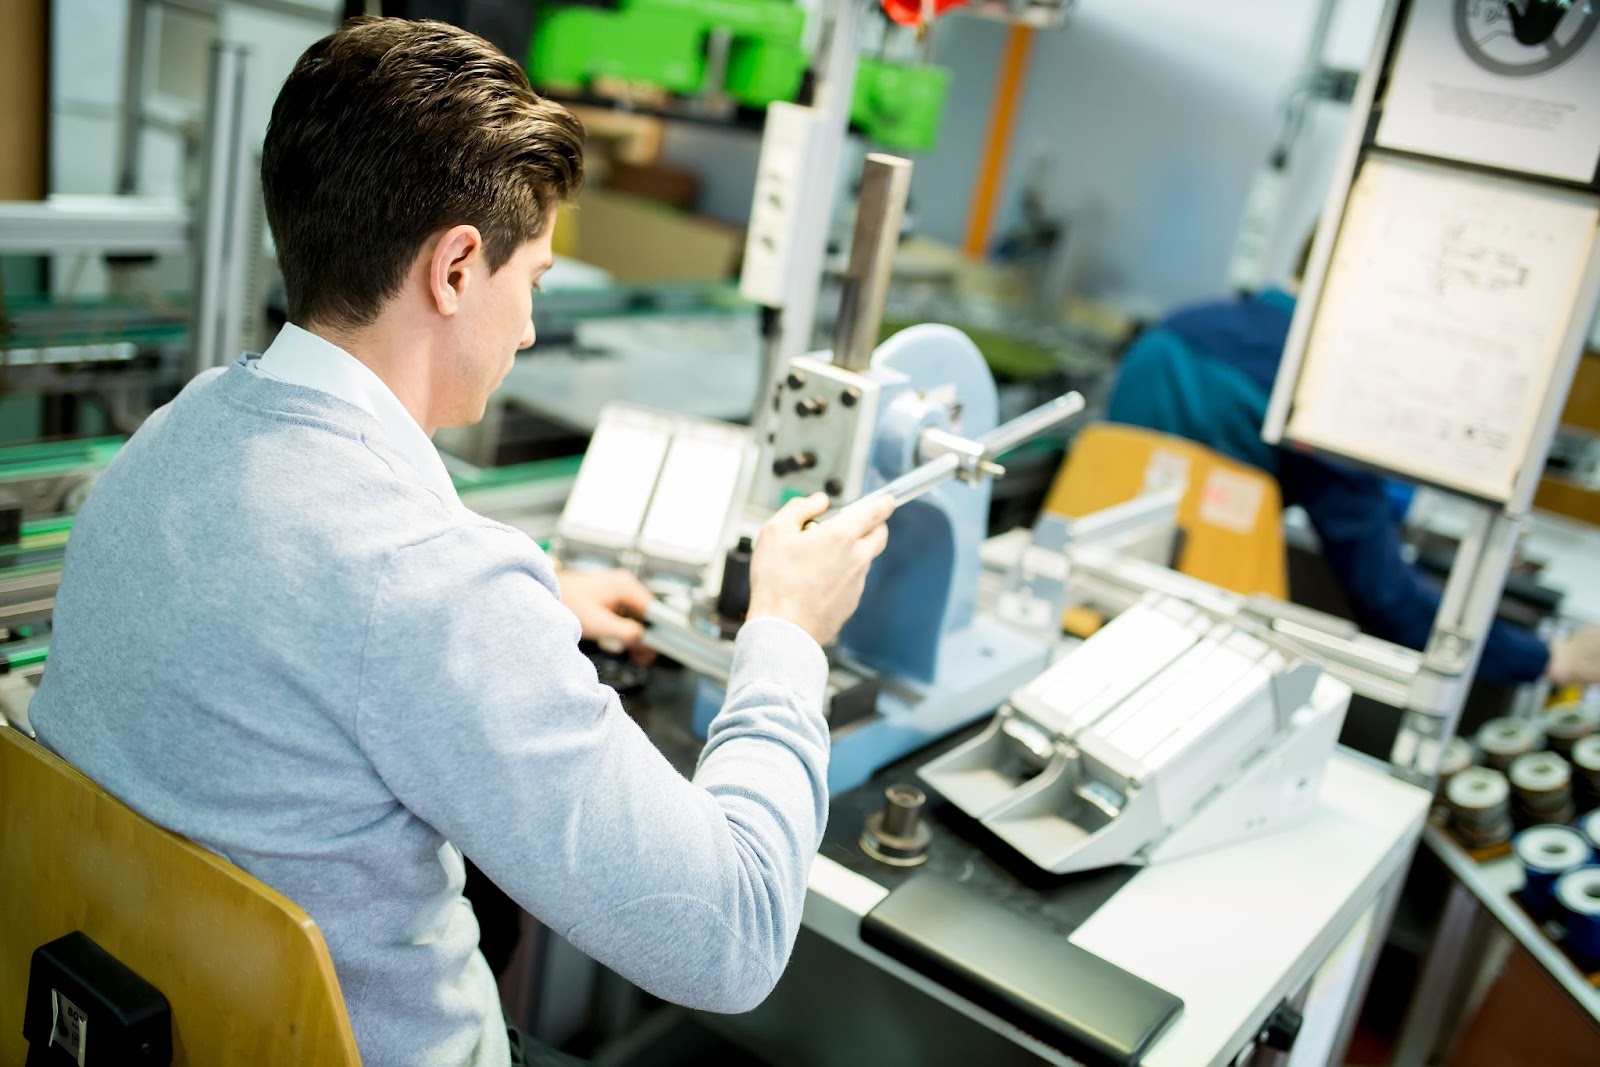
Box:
left=916, top=427, right=1001, bottom=483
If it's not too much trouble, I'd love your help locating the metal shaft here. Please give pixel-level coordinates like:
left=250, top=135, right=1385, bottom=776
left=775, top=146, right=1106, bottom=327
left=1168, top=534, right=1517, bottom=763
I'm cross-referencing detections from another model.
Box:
left=827, top=391, right=1085, bottom=522
left=834, top=154, right=915, bottom=372
left=978, top=392, right=1085, bottom=457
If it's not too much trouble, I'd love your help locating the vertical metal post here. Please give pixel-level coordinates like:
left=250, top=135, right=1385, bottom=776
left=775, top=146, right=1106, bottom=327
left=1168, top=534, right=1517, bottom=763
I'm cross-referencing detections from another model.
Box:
left=1390, top=879, right=1495, bottom=1066
left=117, top=0, right=152, bottom=196
left=189, top=41, right=251, bottom=379
left=832, top=154, right=913, bottom=372
left=755, top=0, right=866, bottom=393
left=1390, top=504, right=1522, bottom=787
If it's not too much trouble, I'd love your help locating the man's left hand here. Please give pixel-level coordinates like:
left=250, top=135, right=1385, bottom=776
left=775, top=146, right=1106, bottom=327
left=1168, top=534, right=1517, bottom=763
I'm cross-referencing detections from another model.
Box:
left=556, top=568, right=656, bottom=663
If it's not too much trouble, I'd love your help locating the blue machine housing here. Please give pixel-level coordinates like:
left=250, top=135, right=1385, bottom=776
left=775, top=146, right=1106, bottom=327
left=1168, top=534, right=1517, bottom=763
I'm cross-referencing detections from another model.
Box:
left=696, top=324, right=1048, bottom=793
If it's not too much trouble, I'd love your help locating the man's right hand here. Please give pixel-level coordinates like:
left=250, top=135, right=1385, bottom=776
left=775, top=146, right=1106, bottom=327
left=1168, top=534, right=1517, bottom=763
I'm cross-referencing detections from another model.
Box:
left=747, top=492, right=894, bottom=646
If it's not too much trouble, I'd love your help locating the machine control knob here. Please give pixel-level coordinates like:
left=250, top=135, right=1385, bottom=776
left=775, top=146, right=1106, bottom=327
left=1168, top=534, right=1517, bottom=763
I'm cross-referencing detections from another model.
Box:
left=786, top=369, right=807, bottom=390
left=841, top=387, right=861, bottom=408
left=795, top=396, right=828, bottom=418
left=1259, top=1002, right=1302, bottom=1053
left=824, top=478, right=843, bottom=496
left=861, top=784, right=933, bottom=867
left=771, top=452, right=818, bottom=477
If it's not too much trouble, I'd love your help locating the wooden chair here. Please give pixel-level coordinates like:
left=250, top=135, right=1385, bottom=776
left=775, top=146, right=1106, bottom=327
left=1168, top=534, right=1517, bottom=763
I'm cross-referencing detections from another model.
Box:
left=1042, top=423, right=1289, bottom=599
left=0, top=725, right=362, bottom=1065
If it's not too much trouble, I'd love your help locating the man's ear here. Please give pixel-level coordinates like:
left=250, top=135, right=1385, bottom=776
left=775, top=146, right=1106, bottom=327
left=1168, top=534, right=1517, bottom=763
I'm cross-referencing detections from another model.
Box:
left=428, top=224, right=484, bottom=317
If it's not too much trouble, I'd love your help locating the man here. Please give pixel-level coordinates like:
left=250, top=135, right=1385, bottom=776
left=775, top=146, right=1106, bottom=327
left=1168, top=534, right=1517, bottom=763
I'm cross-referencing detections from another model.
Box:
left=1108, top=279, right=1599, bottom=687
left=30, top=18, right=892, bottom=1066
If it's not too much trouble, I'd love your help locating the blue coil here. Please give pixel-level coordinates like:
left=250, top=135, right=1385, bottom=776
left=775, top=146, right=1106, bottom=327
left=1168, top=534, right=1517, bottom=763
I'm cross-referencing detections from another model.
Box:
left=1514, top=826, right=1591, bottom=918
left=1556, top=866, right=1600, bottom=968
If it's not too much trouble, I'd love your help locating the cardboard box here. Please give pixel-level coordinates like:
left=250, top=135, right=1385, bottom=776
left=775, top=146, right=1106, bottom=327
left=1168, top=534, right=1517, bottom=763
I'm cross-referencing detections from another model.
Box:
left=0, top=0, right=47, bottom=201
left=562, top=187, right=742, bottom=283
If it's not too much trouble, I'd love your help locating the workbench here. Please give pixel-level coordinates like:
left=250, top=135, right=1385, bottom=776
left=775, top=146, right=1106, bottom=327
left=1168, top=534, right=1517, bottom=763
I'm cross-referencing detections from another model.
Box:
left=617, top=662, right=1430, bottom=1067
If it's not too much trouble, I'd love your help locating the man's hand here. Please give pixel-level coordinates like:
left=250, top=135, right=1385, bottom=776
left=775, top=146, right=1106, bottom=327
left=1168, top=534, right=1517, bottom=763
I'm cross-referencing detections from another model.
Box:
left=1550, top=625, right=1600, bottom=687
left=557, top=568, right=655, bottom=662
left=747, top=492, right=894, bottom=646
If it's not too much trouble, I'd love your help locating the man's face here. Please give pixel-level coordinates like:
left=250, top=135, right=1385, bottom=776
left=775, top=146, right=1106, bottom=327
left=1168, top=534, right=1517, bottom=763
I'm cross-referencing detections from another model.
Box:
left=437, top=226, right=552, bottom=428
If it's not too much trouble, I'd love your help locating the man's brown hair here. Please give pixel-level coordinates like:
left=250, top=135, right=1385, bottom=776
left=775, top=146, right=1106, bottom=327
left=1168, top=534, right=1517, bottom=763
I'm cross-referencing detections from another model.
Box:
left=261, top=17, right=584, bottom=329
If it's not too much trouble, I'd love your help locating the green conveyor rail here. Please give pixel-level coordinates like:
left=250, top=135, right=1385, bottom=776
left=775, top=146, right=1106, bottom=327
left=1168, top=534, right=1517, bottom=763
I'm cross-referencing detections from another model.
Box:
left=0, top=559, right=62, bottom=581
left=451, top=454, right=584, bottom=494
left=21, top=516, right=72, bottom=540
left=0, top=642, right=47, bottom=674
left=2, top=294, right=190, bottom=350
left=0, top=437, right=125, bottom=482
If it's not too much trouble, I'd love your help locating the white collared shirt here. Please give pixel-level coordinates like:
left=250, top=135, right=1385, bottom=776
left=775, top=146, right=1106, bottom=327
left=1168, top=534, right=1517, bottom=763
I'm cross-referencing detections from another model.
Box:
left=250, top=323, right=457, bottom=501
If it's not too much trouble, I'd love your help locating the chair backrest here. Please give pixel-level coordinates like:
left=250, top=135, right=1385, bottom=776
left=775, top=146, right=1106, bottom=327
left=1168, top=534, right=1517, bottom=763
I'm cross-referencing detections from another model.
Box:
left=1043, top=423, right=1289, bottom=599
left=0, top=725, right=362, bottom=1066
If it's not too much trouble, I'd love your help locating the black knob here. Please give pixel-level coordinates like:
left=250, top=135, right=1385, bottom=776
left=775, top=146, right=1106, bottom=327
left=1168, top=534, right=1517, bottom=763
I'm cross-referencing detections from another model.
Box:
left=824, top=478, right=843, bottom=496
left=716, top=536, right=755, bottom=623
left=795, top=396, right=827, bottom=418
left=861, top=784, right=932, bottom=867
left=793, top=451, right=817, bottom=471
left=841, top=387, right=861, bottom=408
left=786, top=369, right=806, bottom=390
left=1259, top=1002, right=1302, bottom=1053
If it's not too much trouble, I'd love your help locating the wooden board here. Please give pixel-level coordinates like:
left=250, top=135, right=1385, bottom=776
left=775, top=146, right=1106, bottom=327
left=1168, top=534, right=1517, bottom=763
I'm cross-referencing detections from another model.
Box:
left=1044, top=423, right=1289, bottom=600
left=0, top=0, right=47, bottom=201
left=0, top=726, right=361, bottom=1065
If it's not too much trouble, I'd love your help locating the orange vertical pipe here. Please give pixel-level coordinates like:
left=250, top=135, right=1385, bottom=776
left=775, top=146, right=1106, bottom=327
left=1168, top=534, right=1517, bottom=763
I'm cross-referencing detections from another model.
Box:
left=963, top=23, right=1034, bottom=260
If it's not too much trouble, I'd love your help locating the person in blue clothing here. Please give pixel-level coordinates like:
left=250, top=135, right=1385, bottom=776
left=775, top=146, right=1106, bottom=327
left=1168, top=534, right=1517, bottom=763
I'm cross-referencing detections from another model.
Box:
left=1107, top=259, right=1600, bottom=688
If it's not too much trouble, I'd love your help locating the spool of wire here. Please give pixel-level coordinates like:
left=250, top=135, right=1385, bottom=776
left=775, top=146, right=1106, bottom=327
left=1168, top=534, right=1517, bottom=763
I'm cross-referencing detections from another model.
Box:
left=1574, top=736, right=1600, bottom=810
left=1582, top=810, right=1600, bottom=855
left=1447, top=767, right=1513, bottom=850
left=1514, top=826, right=1591, bottom=919
left=1437, top=737, right=1474, bottom=792
left=1555, top=866, right=1600, bottom=968
left=1509, top=751, right=1575, bottom=827
left=1545, top=706, right=1598, bottom=762
left=1477, top=718, right=1540, bottom=773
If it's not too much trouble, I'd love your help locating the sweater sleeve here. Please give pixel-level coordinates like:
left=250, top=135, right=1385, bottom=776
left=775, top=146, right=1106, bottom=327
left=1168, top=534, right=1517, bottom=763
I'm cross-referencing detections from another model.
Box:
left=354, top=522, right=830, bottom=1013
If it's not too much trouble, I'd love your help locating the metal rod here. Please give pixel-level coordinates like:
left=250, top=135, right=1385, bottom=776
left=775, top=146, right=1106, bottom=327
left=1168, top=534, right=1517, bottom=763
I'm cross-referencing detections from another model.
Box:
left=978, top=391, right=1085, bottom=457
left=826, top=391, right=1085, bottom=522
left=833, top=154, right=915, bottom=372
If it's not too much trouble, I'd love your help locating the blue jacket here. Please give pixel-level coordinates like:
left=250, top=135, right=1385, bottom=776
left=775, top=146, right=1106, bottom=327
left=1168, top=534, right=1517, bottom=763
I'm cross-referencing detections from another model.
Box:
left=1107, top=289, right=1549, bottom=684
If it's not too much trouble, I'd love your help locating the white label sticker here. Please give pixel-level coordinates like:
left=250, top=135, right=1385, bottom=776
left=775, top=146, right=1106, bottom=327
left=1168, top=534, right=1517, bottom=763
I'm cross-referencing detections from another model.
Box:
left=1144, top=450, right=1190, bottom=493
left=50, top=989, right=88, bottom=1066
left=1198, top=468, right=1265, bottom=534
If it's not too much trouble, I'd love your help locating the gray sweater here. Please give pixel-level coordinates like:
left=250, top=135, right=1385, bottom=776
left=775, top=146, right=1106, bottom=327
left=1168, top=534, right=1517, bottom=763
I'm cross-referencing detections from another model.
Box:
left=31, top=360, right=831, bottom=1066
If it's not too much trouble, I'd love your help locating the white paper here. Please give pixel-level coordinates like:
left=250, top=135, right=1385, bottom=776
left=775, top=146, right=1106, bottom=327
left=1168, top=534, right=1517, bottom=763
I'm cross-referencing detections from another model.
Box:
left=558, top=415, right=670, bottom=549
left=637, top=434, right=748, bottom=567
left=1377, top=0, right=1600, bottom=182
left=1288, top=156, right=1599, bottom=502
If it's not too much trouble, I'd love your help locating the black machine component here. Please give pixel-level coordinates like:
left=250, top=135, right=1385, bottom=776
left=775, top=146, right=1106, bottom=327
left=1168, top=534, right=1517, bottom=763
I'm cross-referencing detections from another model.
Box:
left=1258, top=1001, right=1303, bottom=1053
left=0, top=490, right=20, bottom=556
left=860, top=875, right=1183, bottom=1067
left=860, top=783, right=933, bottom=867
left=23, top=931, right=172, bottom=1066
left=715, top=535, right=754, bottom=628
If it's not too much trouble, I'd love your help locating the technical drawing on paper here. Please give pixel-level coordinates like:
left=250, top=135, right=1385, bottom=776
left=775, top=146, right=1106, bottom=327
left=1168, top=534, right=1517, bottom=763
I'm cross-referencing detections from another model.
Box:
left=1288, top=156, right=1599, bottom=501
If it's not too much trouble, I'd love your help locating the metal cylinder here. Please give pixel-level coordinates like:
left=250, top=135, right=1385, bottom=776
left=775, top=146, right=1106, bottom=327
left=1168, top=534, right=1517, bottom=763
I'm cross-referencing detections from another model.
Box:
left=861, top=782, right=933, bottom=867
left=978, top=392, right=1086, bottom=457
left=1574, top=736, right=1600, bottom=812
left=1436, top=736, right=1474, bottom=794
left=1510, top=750, right=1574, bottom=827
left=1477, top=717, right=1540, bottom=774
left=881, top=784, right=925, bottom=838
left=1446, top=766, right=1513, bottom=850
left=1546, top=706, right=1599, bottom=761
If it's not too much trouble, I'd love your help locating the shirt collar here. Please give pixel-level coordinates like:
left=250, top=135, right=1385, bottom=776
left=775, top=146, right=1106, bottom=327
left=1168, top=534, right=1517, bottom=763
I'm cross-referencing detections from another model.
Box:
left=250, top=323, right=457, bottom=501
